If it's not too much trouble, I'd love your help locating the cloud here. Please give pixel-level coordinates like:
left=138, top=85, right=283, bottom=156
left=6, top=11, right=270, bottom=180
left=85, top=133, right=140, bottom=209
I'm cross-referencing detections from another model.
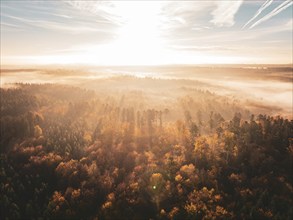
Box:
left=2, top=15, right=73, bottom=33
left=1, top=1, right=119, bottom=35
left=242, top=0, right=273, bottom=29
left=170, top=45, right=235, bottom=52
left=249, top=0, right=293, bottom=29
left=1, top=0, right=292, bottom=65
left=2, top=12, right=115, bottom=35
left=210, top=1, right=243, bottom=27
left=1, top=21, right=22, bottom=29
left=65, top=1, right=122, bottom=25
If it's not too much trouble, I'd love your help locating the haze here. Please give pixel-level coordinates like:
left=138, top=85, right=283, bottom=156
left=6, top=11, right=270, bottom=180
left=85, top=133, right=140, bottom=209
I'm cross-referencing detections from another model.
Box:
left=1, top=1, right=293, bottom=219
left=1, top=0, right=292, bottom=65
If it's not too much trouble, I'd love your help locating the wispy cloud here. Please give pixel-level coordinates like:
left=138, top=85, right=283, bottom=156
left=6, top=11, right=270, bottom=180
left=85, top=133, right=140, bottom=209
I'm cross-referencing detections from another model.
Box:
left=210, top=1, right=243, bottom=27
left=1, top=22, right=21, bottom=29
left=65, top=1, right=122, bottom=25
left=1, top=0, right=292, bottom=65
left=1, top=0, right=119, bottom=35
left=170, top=45, right=235, bottom=52
left=2, top=12, right=114, bottom=35
left=162, top=1, right=243, bottom=28
left=3, top=15, right=102, bottom=34
left=242, top=0, right=273, bottom=29
left=0, top=22, right=24, bottom=32
left=249, top=0, right=293, bottom=29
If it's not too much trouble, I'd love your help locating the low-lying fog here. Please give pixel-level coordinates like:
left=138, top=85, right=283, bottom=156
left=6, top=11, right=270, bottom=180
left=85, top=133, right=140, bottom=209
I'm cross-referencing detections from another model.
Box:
left=1, top=65, right=292, bottom=118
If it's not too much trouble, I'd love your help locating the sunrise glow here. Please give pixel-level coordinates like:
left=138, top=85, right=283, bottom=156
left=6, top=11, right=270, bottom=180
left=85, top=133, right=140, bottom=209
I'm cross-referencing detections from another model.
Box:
left=1, top=1, right=292, bottom=219
left=1, top=1, right=292, bottom=65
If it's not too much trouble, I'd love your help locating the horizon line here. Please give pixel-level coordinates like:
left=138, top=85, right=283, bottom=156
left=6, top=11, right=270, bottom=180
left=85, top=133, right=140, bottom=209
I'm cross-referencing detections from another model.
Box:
left=1, top=63, right=293, bottom=68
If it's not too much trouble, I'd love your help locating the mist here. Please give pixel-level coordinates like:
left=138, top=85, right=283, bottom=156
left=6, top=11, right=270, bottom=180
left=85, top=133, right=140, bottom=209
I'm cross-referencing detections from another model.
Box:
left=1, top=65, right=292, bottom=118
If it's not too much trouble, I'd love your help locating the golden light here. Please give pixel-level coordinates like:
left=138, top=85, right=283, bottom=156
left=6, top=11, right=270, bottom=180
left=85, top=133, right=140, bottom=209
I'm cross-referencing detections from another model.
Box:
left=21, top=2, right=167, bottom=66
left=109, top=1, right=165, bottom=65
left=12, top=1, right=252, bottom=66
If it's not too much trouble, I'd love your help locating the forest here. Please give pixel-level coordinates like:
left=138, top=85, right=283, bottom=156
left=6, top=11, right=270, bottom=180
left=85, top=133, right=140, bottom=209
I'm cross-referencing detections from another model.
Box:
left=0, top=73, right=292, bottom=219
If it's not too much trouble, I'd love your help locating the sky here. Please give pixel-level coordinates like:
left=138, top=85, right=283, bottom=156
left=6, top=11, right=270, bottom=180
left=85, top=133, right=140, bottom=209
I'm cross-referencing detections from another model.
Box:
left=1, top=0, right=292, bottom=66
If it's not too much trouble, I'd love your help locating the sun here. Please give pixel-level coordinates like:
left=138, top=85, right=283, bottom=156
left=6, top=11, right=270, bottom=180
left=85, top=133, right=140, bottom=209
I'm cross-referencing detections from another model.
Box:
left=103, top=1, right=166, bottom=65
left=25, top=1, right=243, bottom=66
left=26, top=1, right=245, bottom=66
left=26, top=2, right=167, bottom=66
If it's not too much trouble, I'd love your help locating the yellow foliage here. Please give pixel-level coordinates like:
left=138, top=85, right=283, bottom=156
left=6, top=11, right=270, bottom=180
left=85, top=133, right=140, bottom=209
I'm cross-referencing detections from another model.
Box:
left=102, top=201, right=112, bottom=209
left=175, top=174, right=183, bottom=182
left=168, top=207, right=180, bottom=219
left=71, top=189, right=80, bottom=199
left=34, top=125, right=43, bottom=137
left=83, top=133, right=92, bottom=143
left=180, top=163, right=195, bottom=176
left=107, top=192, right=115, bottom=201
left=150, top=173, right=163, bottom=183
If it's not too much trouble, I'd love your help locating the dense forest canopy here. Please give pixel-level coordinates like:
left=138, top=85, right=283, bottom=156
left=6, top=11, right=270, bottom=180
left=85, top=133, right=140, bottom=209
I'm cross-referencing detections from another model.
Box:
left=0, top=70, right=292, bottom=219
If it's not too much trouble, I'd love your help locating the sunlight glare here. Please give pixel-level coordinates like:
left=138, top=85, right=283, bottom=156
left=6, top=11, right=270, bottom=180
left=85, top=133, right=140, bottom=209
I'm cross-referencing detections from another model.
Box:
left=18, top=2, right=253, bottom=66
left=109, top=1, right=165, bottom=65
